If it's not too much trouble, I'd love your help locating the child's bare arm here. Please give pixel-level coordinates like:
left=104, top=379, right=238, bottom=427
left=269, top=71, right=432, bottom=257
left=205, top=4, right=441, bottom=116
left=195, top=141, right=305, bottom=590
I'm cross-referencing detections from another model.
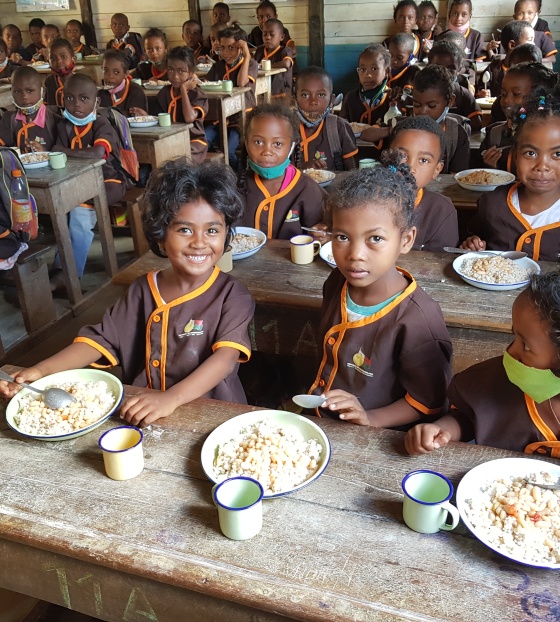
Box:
left=129, top=106, right=148, bottom=116
left=236, top=40, right=251, bottom=87
left=119, top=347, right=240, bottom=426
left=460, top=235, right=486, bottom=251
left=271, top=57, right=292, bottom=70
left=179, top=78, right=202, bottom=123
left=404, top=414, right=463, bottom=455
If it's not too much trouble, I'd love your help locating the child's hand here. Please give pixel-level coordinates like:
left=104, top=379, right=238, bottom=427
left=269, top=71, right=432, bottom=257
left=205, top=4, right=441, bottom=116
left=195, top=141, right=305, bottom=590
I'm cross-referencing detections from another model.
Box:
left=482, top=146, right=503, bottom=168
left=305, top=158, right=328, bottom=170
left=404, top=423, right=452, bottom=455
left=360, top=125, right=390, bottom=143
left=10, top=52, right=22, bottom=64
left=119, top=391, right=177, bottom=427
left=476, top=88, right=491, bottom=98
left=321, top=389, right=369, bottom=425
left=486, top=39, right=500, bottom=52
left=460, top=235, right=486, bottom=251
left=310, top=223, right=330, bottom=243
left=0, top=367, right=43, bottom=399
left=181, top=75, right=200, bottom=93
left=129, top=106, right=148, bottom=117
left=237, top=39, right=250, bottom=58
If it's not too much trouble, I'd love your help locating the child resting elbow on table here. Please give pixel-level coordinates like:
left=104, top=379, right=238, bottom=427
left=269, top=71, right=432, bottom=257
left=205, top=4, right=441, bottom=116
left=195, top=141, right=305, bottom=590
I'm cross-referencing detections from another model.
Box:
left=0, top=160, right=256, bottom=427
left=44, top=38, right=76, bottom=108
left=307, top=153, right=452, bottom=428
left=462, top=84, right=560, bottom=262
left=386, top=116, right=459, bottom=251
left=131, top=28, right=168, bottom=82
left=254, top=18, right=293, bottom=101
left=98, top=49, right=148, bottom=116
left=406, top=271, right=560, bottom=457
left=238, top=103, right=325, bottom=239
left=296, top=66, right=358, bottom=172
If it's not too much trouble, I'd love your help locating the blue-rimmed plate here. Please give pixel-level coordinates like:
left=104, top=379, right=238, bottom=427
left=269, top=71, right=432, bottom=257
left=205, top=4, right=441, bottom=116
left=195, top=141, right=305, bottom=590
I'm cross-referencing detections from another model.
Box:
left=231, top=226, right=266, bottom=260
left=201, top=410, right=331, bottom=498
left=319, top=240, right=336, bottom=268
left=453, top=252, right=540, bottom=291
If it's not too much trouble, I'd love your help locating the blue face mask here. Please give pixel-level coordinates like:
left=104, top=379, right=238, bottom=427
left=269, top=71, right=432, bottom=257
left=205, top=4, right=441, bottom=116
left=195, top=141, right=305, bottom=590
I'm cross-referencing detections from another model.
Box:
left=248, top=156, right=292, bottom=180
left=63, top=107, right=97, bottom=126
left=435, top=106, right=450, bottom=124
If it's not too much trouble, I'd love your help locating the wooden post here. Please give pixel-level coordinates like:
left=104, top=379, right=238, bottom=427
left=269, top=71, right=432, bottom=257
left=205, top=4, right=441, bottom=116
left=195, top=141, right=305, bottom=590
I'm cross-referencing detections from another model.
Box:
left=79, top=0, right=98, bottom=49
left=308, top=0, right=324, bottom=68
left=188, top=0, right=201, bottom=22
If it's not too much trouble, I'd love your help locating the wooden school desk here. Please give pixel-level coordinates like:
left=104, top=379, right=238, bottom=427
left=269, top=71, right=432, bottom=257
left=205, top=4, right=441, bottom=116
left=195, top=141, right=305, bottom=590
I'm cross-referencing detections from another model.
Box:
left=255, top=68, right=287, bottom=104
left=130, top=124, right=192, bottom=169
left=112, top=242, right=557, bottom=375
left=0, top=84, right=14, bottom=110
left=77, top=56, right=104, bottom=85
left=26, top=158, right=117, bottom=310
left=1, top=376, right=558, bottom=622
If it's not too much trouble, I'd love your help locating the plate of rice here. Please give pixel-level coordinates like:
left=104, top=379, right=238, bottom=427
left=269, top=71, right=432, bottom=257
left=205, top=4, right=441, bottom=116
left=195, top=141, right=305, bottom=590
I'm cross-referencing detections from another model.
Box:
left=5, top=369, right=124, bottom=441
left=230, top=226, right=266, bottom=260
left=303, top=169, right=336, bottom=187
left=455, top=168, right=515, bottom=192
left=201, top=410, right=331, bottom=498
left=350, top=122, right=371, bottom=137
left=457, top=458, right=560, bottom=569
left=475, top=96, right=497, bottom=110
left=143, top=80, right=170, bottom=90
left=128, top=116, right=158, bottom=128
left=20, top=152, right=51, bottom=169
left=453, top=252, right=540, bottom=291
left=319, top=240, right=336, bottom=268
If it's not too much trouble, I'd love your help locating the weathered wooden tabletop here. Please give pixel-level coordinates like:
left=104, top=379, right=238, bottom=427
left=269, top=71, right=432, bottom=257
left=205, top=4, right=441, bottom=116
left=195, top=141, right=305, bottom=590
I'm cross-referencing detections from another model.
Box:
left=130, top=123, right=193, bottom=166
left=0, top=374, right=558, bottom=622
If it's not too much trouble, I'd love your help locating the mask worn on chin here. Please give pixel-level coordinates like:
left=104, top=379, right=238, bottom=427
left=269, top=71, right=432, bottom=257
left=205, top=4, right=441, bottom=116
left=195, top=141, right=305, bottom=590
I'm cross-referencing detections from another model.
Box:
left=295, top=102, right=333, bottom=128
left=448, top=20, right=470, bottom=35
left=13, top=98, right=44, bottom=116
left=108, top=78, right=126, bottom=95
left=503, top=350, right=560, bottom=403
left=435, top=106, right=450, bottom=123
left=63, top=107, right=97, bottom=126
left=0, top=58, right=8, bottom=71
left=530, top=14, right=539, bottom=28
left=52, top=60, right=76, bottom=77
left=248, top=142, right=295, bottom=179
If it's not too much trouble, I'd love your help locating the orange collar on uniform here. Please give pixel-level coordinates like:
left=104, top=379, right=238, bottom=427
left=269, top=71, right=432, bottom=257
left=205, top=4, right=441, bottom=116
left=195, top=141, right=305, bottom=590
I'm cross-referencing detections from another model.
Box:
left=224, top=57, right=244, bottom=81
left=388, top=65, right=409, bottom=85
left=253, top=169, right=302, bottom=238
left=74, top=43, right=84, bottom=54
left=112, top=76, right=131, bottom=106
left=151, top=64, right=167, bottom=79
left=463, top=27, right=471, bottom=39
left=263, top=45, right=281, bottom=60
left=112, top=40, right=126, bottom=50
left=168, top=87, right=182, bottom=122
left=414, top=188, right=424, bottom=207
left=360, top=91, right=388, bottom=124
left=70, top=122, right=93, bottom=149
left=55, top=75, right=65, bottom=107
left=299, top=119, right=324, bottom=162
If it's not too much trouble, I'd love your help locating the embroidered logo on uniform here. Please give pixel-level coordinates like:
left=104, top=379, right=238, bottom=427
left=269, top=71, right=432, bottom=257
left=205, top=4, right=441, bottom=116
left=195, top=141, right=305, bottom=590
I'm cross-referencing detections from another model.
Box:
left=285, top=209, right=300, bottom=222
left=347, top=348, right=373, bottom=377
left=465, top=47, right=471, bottom=55
left=179, top=318, right=204, bottom=338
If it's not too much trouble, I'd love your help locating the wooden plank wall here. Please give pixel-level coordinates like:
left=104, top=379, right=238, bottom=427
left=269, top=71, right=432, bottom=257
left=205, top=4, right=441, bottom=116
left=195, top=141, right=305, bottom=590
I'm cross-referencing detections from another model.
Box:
left=0, top=0, right=190, bottom=49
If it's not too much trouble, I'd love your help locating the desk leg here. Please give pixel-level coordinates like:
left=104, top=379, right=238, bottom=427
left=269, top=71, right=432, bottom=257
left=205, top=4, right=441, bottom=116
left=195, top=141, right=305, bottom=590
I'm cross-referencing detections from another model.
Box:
left=92, top=173, right=118, bottom=277
left=220, top=99, right=229, bottom=166
left=264, top=76, right=272, bottom=104
left=240, top=92, right=247, bottom=136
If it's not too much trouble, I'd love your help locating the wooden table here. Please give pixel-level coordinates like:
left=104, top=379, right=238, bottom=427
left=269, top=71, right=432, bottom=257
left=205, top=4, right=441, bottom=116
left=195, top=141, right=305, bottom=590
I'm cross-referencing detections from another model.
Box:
left=27, top=158, right=117, bottom=310
left=255, top=68, right=287, bottom=104
left=130, top=124, right=192, bottom=169
left=1, top=377, right=558, bottom=622
left=0, top=84, right=14, bottom=111
left=76, top=57, right=103, bottom=85
left=112, top=242, right=556, bottom=376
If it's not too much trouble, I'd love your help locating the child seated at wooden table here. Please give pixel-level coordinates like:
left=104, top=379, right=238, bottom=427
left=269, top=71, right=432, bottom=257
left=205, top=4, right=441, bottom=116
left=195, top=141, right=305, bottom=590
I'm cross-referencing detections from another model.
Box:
left=65, top=20, right=92, bottom=58
left=0, top=40, right=17, bottom=81
left=2, top=24, right=32, bottom=64
left=428, top=40, right=482, bottom=132
left=510, top=0, right=556, bottom=64
left=383, top=0, right=421, bottom=60
left=206, top=23, right=228, bottom=63
left=444, top=0, right=491, bottom=63
left=238, top=103, right=325, bottom=239
left=463, top=84, right=560, bottom=262
left=295, top=66, right=357, bottom=171
left=204, top=27, right=257, bottom=169
left=478, top=62, right=557, bottom=173
left=98, top=50, right=147, bottom=115
left=44, top=38, right=75, bottom=107
left=248, top=1, right=297, bottom=60
left=49, top=73, right=126, bottom=290
left=34, top=24, right=60, bottom=63
left=307, top=155, right=452, bottom=427
left=182, top=19, right=209, bottom=61
left=132, top=28, right=168, bottom=82
left=416, top=0, right=442, bottom=60
left=132, top=46, right=209, bottom=165
left=26, top=17, right=45, bottom=58
left=387, top=116, right=459, bottom=251
left=0, top=160, right=256, bottom=427
left=254, top=18, right=293, bottom=100
left=386, top=32, right=421, bottom=92
left=106, top=13, right=144, bottom=70
left=406, top=271, right=560, bottom=457
left=0, top=67, right=60, bottom=152
left=412, top=64, right=470, bottom=174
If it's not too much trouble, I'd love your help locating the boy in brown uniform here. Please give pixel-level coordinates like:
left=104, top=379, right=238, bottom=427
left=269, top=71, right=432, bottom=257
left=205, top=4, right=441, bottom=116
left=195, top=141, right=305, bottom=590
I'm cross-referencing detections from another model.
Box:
left=0, top=40, right=17, bottom=81
left=254, top=19, right=293, bottom=98
left=106, top=13, right=144, bottom=70
left=0, top=67, right=60, bottom=153
left=98, top=50, right=147, bottom=116
left=387, top=33, right=421, bottom=92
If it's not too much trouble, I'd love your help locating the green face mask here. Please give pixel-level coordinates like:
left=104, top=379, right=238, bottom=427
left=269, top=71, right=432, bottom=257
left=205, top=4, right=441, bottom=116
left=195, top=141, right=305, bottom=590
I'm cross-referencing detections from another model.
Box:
left=503, top=351, right=560, bottom=403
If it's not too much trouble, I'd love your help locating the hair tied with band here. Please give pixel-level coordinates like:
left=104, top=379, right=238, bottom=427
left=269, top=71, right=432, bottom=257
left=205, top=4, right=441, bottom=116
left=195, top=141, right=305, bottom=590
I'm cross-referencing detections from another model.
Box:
left=519, top=107, right=527, bottom=120
left=388, top=165, right=398, bottom=173
left=538, top=95, right=546, bottom=110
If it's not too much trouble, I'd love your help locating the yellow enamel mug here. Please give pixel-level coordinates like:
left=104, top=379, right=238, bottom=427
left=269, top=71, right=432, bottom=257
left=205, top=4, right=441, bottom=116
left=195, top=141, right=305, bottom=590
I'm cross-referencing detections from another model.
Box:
left=290, top=234, right=321, bottom=265
left=98, top=426, right=144, bottom=481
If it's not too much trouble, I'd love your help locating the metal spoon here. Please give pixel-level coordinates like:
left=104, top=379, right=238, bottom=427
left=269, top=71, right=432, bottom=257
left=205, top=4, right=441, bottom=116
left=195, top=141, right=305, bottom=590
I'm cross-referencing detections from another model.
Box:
left=292, top=394, right=325, bottom=409
left=482, top=70, right=491, bottom=92
left=527, top=476, right=560, bottom=491
left=0, top=369, right=76, bottom=409
left=444, top=247, right=528, bottom=260
left=300, top=226, right=332, bottom=235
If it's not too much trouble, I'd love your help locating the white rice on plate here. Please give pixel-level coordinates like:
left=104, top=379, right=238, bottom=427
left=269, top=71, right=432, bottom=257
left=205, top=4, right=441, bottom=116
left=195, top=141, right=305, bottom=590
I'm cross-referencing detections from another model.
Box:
left=14, top=380, right=116, bottom=436
left=213, top=419, right=323, bottom=494
left=231, top=233, right=262, bottom=254
left=464, top=473, right=560, bottom=565
left=460, top=255, right=530, bottom=284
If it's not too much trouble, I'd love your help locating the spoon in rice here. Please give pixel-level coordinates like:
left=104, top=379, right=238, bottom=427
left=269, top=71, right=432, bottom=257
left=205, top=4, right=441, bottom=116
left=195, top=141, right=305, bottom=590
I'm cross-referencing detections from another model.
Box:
left=0, top=369, right=76, bottom=409
left=444, top=247, right=528, bottom=260
left=526, top=476, right=560, bottom=491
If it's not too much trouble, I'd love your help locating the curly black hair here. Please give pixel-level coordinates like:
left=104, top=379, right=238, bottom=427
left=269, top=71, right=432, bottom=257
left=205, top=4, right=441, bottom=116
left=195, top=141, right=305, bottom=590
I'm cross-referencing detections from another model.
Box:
left=295, top=65, right=333, bottom=95
left=512, top=79, right=560, bottom=148
left=418, top=0, right=437, bottom=16
left=514, top=0, right=542, bottom=13
left=528, top=272, right=560, bottom=352
left=257, top=0, right=277, bottom=13
left=509, top=43, right=542, bottom=65
left=168, top=45, right=195, bottom=72
left=428, top=39, right=465, bottom=72
left=393, top=0, right=417, bottom=20
left=359, top=44, right=391, bottom=68
left=102, top=48, right=130, bottom=71
left=142, top=158, right=244, bottom=257
left=413, top=64, right=453, bottom=102
left=219, top=26, right=248, bottom=43
left=49, top=37, right=74, bottom=57
left=388, top=32, right=416, bottom=53
left=326, top=149, right=417, bottom=233
left=389, top=115, right=445, bottom=161
left=448, top=0, right=472, bottom=15
left=500, top=20, right=532, bottom=49
left=144, top=27, right=167, bottom=46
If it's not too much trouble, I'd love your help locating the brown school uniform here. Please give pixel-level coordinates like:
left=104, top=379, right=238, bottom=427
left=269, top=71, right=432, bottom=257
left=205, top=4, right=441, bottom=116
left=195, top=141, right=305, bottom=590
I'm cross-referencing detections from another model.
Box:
left=206, top=56, right=258, bottom=111
left=535, top=30, right=557, bottom=61
left=413, top=188, right=459, bottom=251
left=308, top=268, right=452, bottom=419
left=533, top=17, right=551, bottom=35
left=240, top=166, right=325, bottom=239
left=56, top=115, right=126, bottom=206
left=75, top=268, right=255, bottom=402
left=441, top=116, right=470, bottom=174
left=106, top=32, right=144, bottom=69
left=417, top=31, right=434, bottom=62
left=482, top=56, right=506, bottom=97
left=248, top=26, right=294, bottom=49
left=448, top=356, right=560, bottom=457
left=488, top=96, right=506, bottom=125
left=451, top=81, right=482, bottom=124
left=0, top=105, right=60, bottom=152
left=478, top=121, right=515, bottom=172
left=73, top=43, right=92, bottom=57
left=154, top=85, right=208, bottom=164
left=387, top=63, right=420, bottom=91
left=254, top=45, right=293, bottom=96
left=131, top=61, right=168, bottom=82
left=340, top=87, right=390, bottom=125
left=463, top=28, right=487, bottom=62
left=468, top=182, right=560, bottom=261
left=98, top=78, right=148, bottom=115
left=383, top=33, right=421, bottom=59
left=0, top=60, right=16, bottom=80
left=26, top=42, right=41, bottom=57
left=44, top=73, right=68, bottom=107
left=191, top=43, right=211, bottom=60
left=299, top=115, right=358, bottom=171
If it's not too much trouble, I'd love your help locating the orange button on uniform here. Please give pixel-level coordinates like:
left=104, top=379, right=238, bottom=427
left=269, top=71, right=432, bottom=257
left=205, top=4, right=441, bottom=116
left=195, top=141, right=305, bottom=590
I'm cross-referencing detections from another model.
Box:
left=153, top=315, right=161, bottom=323
left=319, top=379, right=325, bottom=387
left=524, top=237, right=531, bottom=244
left=327, top=337, right=335, bottom=346
left=152, top=360, right=160, bottom=368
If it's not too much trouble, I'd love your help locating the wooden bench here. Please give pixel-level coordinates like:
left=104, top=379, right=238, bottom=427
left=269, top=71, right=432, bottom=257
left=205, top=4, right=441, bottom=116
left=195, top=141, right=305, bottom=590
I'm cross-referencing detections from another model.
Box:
left=0, top=244, right=56, bottom=336
left=110, top=188, right=149, bottom=257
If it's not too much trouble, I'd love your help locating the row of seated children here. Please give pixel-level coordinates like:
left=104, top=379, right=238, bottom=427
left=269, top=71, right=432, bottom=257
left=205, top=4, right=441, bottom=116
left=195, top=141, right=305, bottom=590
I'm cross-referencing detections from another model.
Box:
left=0, top=67, right=127, bottom=290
